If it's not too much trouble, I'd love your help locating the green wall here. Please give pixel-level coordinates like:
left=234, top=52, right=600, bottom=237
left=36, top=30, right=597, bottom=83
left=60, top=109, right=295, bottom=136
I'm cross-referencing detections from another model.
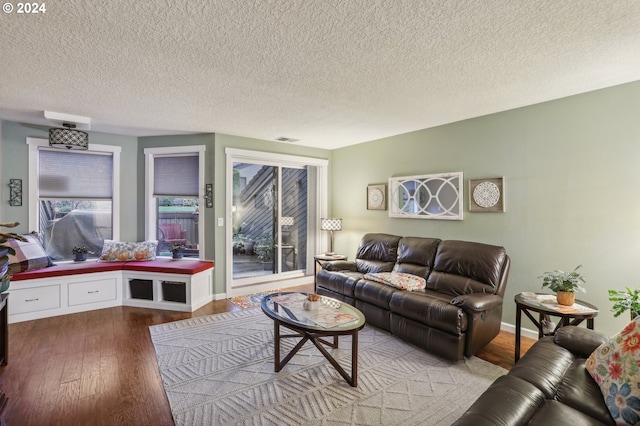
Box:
left=331, top=80, right=640, bottom=336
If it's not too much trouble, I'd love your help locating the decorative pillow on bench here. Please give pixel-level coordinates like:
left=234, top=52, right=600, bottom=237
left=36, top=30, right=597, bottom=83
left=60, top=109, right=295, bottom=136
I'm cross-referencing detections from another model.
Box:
left=5, top=232, right=54, bottom=275
left=363, top=272, right=426, bottom=291
left=99, top=240, right=158, bottom=262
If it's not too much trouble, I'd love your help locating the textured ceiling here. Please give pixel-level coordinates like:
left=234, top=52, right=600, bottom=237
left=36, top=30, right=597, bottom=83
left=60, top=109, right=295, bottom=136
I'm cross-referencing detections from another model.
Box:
left=1, top=1, right=639, bottom=149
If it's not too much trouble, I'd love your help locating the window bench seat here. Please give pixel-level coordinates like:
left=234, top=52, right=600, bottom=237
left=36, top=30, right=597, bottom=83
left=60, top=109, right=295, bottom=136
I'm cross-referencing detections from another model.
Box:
left=8, top=259, right=215, bottom=323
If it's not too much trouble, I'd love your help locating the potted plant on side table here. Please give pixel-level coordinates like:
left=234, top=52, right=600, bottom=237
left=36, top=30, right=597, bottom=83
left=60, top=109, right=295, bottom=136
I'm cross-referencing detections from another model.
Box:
left=539, top=264, right=586, bottom=306
left=608, top=287, right=640, bottom=320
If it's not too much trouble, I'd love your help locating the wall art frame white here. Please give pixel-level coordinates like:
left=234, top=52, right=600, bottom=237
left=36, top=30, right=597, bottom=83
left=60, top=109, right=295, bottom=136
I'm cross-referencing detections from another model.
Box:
left=388, top=172, right=463, bottom=220
left=469, top=177, right=505, bottom=212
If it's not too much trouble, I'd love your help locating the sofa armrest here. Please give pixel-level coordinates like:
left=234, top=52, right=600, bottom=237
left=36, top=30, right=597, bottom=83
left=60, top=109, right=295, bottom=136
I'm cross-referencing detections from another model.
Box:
left=322, top=260, right=358, bottom=272
left=553, top=326, right=609, bottom=357
left=451, top=294, right=503, bottom=313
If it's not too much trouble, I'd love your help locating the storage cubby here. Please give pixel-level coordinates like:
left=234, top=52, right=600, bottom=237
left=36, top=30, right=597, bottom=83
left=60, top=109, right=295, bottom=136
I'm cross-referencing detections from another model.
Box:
left=129, top=279, right=153, bottom=300
left=162, top=281, right=186, bottom=303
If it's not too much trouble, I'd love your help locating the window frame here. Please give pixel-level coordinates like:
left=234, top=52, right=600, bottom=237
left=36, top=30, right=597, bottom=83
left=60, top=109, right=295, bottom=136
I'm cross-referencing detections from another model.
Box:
left=27, top=137, right=122, bottom=243
left=144, top=145, right=206, bottom=259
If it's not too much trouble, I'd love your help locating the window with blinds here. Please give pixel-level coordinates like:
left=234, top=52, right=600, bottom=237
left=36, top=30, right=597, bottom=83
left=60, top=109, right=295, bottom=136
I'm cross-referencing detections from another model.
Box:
left=38, top=149, right=114, bottom=261
left=151, top=153, right=201, bottom=258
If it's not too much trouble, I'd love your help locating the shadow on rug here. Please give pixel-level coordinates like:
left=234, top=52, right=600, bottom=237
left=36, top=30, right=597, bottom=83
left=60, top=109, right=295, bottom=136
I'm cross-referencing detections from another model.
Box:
left=149, top=309, right=506, bottom=426
left=228, top=290, right=280, bottom=309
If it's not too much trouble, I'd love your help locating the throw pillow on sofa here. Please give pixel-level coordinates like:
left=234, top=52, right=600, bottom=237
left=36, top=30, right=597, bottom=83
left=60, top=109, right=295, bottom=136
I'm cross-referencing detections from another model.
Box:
left=586, top=317, right=640, bottom=425
left=5, top=232, right=54, bottom=275
left=99, top=240, right=158, bottom=262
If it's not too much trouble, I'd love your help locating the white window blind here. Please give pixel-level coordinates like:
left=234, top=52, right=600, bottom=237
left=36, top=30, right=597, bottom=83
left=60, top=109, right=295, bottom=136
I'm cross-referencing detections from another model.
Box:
left=153, top=155, right=199, bottom=196
left=39, top=150, right=113, bottom=199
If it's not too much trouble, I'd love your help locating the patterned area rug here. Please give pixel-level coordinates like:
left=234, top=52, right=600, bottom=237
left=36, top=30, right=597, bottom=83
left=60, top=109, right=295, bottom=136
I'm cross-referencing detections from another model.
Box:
left=228, top=290, right=280, bottom=309
left=149, top=308, right=506, bottom=425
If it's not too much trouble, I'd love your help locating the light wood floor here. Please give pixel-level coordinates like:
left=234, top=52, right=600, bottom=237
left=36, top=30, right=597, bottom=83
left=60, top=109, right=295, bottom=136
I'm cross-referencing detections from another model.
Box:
left=0, top=283, right=535, bottom=426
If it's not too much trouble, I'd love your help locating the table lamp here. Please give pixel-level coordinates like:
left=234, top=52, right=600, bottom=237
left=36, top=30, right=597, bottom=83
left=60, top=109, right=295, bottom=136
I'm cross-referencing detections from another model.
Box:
left=320, top=218, right=342, bottom=255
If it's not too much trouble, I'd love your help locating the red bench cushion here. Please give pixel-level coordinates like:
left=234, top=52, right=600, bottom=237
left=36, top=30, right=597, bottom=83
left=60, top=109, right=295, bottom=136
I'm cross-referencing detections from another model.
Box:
left=11, top=259, right=214, bottom=281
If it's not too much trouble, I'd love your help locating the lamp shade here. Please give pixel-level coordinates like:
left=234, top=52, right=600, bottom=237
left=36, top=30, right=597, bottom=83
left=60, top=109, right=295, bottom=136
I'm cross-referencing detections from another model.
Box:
left=320, top=218, right=342, bottom=231
left=49, top=127, right=88, bottom=150
left=281, top=216, right=294, bottom=226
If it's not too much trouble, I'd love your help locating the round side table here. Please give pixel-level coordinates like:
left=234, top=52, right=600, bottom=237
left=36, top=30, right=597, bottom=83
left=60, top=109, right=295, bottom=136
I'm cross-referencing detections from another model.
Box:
left=514, top=292, right=598, bottom=362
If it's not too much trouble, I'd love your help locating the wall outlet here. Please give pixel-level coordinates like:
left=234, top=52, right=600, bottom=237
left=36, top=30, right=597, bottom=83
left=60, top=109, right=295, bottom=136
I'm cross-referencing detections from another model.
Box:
left=217, top=217, right=224, bottom=226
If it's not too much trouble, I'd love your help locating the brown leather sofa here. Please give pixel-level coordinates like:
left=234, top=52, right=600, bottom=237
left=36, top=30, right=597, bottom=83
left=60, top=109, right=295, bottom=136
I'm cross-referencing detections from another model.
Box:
left=316, top=233, right=510, bottom=360
left=453, top=326, right=614, bottom=425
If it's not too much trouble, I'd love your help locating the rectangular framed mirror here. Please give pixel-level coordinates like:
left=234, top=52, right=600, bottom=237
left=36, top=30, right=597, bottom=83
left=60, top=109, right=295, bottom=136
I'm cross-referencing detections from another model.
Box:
left=389, top=172, right=463, bottom=220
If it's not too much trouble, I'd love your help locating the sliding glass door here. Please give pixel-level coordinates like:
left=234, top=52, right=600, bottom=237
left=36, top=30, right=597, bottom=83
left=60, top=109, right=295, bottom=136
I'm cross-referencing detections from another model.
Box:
left=231, top=164, right=307, bottom=279
left=226, top=148, right=328, bottom=295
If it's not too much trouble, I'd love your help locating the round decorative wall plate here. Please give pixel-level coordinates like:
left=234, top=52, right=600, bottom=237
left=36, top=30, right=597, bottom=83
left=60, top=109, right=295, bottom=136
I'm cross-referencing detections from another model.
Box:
left=469, top=177, right=505, bottom=212
left=473, top=181, right=500, bottom=208
left=367, top=184, right=386, bottom=210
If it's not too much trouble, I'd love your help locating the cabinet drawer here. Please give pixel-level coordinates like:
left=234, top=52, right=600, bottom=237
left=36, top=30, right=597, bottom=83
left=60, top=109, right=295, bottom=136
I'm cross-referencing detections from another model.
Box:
left=10, top=285, right=61, bottom=315
left=69, top=279, right=117, bottom=306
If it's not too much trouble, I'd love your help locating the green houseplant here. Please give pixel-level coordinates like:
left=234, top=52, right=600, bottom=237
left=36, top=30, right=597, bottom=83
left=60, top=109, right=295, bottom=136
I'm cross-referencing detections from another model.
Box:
left=608, top=287, right=640, bottom=320
left=254, top=233, right=273, bottom=270
left=72, top=245, right=92, bottom=261
left=539, top=264, right=586, bottom=306
left=169, top=243, right=186, bottom=259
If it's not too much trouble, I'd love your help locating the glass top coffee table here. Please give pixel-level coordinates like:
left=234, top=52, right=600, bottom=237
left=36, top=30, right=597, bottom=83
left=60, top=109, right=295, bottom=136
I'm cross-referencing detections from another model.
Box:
left=261, top=292, right=366, bottom=387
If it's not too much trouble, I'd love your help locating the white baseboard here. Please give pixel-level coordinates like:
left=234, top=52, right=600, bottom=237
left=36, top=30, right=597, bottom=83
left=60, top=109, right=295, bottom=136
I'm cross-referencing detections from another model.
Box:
left=501, top=321, right=539, bottom=340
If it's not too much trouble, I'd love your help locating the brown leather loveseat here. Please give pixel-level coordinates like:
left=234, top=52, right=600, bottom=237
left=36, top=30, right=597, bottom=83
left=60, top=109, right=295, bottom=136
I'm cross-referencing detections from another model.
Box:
left=453, top=326, right=615, bottom=425
left=316, top=233, right=510, bottom=360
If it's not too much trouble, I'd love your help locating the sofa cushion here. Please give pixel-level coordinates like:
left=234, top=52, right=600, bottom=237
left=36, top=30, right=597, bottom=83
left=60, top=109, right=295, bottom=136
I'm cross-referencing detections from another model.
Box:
left=389, top=290, right=467, bottom=335
left=354, top=279, right=402, bottom=310
left=354, top=233, right=401, bottom=274
left=316, top=269, right=362, bottom=298
left=586, top=317, right=640, bottom=425
left=509, top=336, right=577, bottom=398
left=393, top=237, right=440, bottom=278
left=555, top=359, right=617, bottom=424
left=363, top=272, right=426, bottom=291
left=528, top=400, right=614, bottom=426
left=5, top=233, right=54, bottom=275
left=451, top=375, right=546, bottom=425
left=427, top=240, right=507, bottom=296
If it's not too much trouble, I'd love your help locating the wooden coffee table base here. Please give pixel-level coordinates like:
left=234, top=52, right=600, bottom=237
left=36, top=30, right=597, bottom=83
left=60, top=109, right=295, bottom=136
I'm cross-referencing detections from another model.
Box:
left=273, top=320, right=359, bottom=387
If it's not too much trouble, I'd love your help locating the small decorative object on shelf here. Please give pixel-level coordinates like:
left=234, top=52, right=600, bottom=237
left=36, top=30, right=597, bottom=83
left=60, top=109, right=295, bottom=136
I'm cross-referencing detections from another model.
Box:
left=303, top=293, right=320, bottom=311
left=539, top=264, right=586, bottom=306
left=169, top=244, right=185, bottom=259
left=608, top=287, right=640, bottom=320
left=72, top=245, right=91, bottom=262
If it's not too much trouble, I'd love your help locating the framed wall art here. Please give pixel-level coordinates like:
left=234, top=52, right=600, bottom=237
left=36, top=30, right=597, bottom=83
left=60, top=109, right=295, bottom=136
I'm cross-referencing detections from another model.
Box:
left=388, top=172, right=463, bottom=220
left=469, top=177, right=505, bottom=212
left=367, top=184, right=386, bottom=210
